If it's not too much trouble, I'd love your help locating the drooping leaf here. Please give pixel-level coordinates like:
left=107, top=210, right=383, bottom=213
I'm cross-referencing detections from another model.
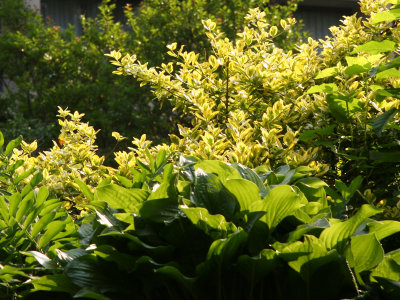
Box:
left=352, top=40, right=396, bottom=54
left=350, top=233, right=384, bottom=274
left=74, top=178, right=94, bottom=201
left=372, top=107, right=398, bottom=136
left=250, top=185, right=307, bottom=232
left=180, top=206, right=237, bottom=239
left=371, top=249, right=400, bottom=283
left=320, top=204, right=383, bottom=253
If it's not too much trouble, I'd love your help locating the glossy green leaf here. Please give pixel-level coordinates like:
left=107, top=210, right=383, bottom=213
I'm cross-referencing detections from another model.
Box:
left=194, top=160, right=241, bottom=182
left=315, top=67, right=338, bottom=79
left=230, top=163, right=268, bottom=197
left=372, top=107, right=398, bottom=136
left=193, top=169, right=237, bottom=219
left=180, top=206, right=237, bottom=239
left=352, top=40, right=396, bottom=54
left=351, top=233, right=384, bottom=274
left=371, top=8, right=400, bottom=24
left=38, top=220, right=66, bottom=249
left=224, top=178, right=261, bottom=211
left=4, top=135, right=22, bottom=156
left=320, top=204, right=383, bottom=252
left=95, top=184, right=149, bottom=213
left=250, top=185, right=307, bottom=231
left=306, top=83, right=338, bottom=94
left=288, top=217, right=330, bottom=242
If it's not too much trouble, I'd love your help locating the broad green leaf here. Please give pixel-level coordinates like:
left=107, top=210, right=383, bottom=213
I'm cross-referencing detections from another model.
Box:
left=95, top=184, right=149, bottom=213
left=74, top=178, right=94, bottom=201
left=315, top=67, right=338, bottom=79
left=371, top=8, right=400, bottom=24
left=206, top=230, right=248, bottom=265
left=320, top=204, right=383, bottom=253
left=8, top=192, right=22, bottom=218
left=326, top=93, right=363, bottom=123
left=115, top=175, right=133, bottom=188
left=367, top=220, right=400, bottom=241
left=29, top=172, right=43, bottom=188
left=25, top=251, right=57, bottom=269
left=224, top=179, right=260, bottom=211
left=38, top=220, right=66, bottom=248
left=376, top=88, right=400, bottom=99
left=345, top=56, right=371, bottom=75
left=352, top=40, right=396, bottom=54
left=193, top=169, right=237, bottom=219
left=36, top=186, right=49, bottom=207
left=4, top=135, right=22, bottom=156
left=371, top=249, right=400, bottom=282
left=372, top=107, right=398, bottom=136
left=298, top=125, right=336, bottom=142
left=15, top=195, right=32, bottom=223
left=376, top=68, right=400, bottom=79
left=230, top=163, right=268, bottom=197
left=180, top=206, right=237, bottom=239
left=306, top=83, right=338, bottom=94
left=287, top=217, right=330, bottom=242
left=351, top=233, right=384, bottom=274
left=31, top=274, right=78, bottom=294
left=250, top=185, right=307, bottom=232
left=194, top=160, right=241, bottom=182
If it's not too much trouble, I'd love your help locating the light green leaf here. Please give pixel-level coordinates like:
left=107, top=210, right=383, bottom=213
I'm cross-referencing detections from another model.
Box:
left=367, top=220, right=400, bottom=241
left=74, top=178, right=94, bottom=201
left=4, top=136, right=22, bottom=156
left=372, top=107, right=398, bottom=136
left=36, top=186, right=49, bottom=207
left=371, top=249, right=400, bottom=282
left=95, top=184, right=149, bottom=212
left=224, top=179, right=261, bottom=211
left=326, top=93, right=363, bottom=123
left=351, top=233, right=384, bottom=273
left=306, top=83, right=338, bottom=94
left=38, top=220, right=66, bottom=249
left=352, top=40, right=396, bottom=54
left=376, top=68, right=400, bottom=79
left=315, top=67, right=338, bottom=79
left=320, top=204, right=383, bottom=253
left=0, top=131, right=4, bottom=148
left=180, top=206, right=237, bottom=239
left=8, top=192, right=22, bottom=218
left=371, top=8, right=400, bottom=24
left=194, top=160, right=242, bottom=182
left=250, top=185, right=307, bottom=232
left=345, top=56, right=371, bottom=75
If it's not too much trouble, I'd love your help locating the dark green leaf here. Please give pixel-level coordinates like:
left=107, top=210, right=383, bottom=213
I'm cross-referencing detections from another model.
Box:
left=372, top=107, right=398, bottom=136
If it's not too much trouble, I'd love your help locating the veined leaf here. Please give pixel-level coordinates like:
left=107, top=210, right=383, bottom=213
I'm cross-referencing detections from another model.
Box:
left=250, top=185, right=307, bottom=232
left=352, top=40, right=396, bottom=54
left=306, top=83, right=338, bottom=94
left=38, top=220, right=66, bottom=248
left=95, top=184, right=149, bottom=213
left=224, top=179, right=260, bottom=211
left=372, top=107, right=398, bottom=136
left=320, top=204, right=383, bottom=253
left=367, top=220, right=400, bottom=241
left=194, top=160, right=241, bottom=182
left=180, top=206, right=237, bottom=239
left=351, top=233, right=384, bottom=274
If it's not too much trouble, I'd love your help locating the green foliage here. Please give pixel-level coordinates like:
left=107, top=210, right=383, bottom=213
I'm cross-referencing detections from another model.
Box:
left=17, top=158, right=400, bottom=299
